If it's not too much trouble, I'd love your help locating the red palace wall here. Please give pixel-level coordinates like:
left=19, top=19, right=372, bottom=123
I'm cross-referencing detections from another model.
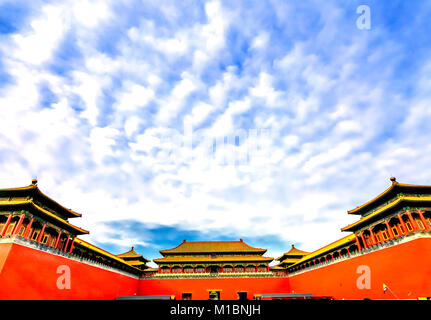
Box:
left=138, top=277, right=291, bottom=300
left=1, top=237, right=430, bottom=300
left=0, top=242, right=139, bottom=300
left=287, top=237, right=431, bottom=300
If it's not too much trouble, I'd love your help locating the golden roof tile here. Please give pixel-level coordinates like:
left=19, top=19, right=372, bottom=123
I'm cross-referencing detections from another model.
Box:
left=154, top=255, right=273, bottom=263
left=159, top=240, right=267, bottom=255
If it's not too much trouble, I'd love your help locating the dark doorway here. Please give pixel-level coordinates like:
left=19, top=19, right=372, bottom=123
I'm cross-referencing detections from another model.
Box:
left=182, top=293, right=192, bottom=300
left=209, top=266, right=219, bottom=273
left=238, top=292, right=248, bottom=300
left=209, top=291, right=220, bottom=300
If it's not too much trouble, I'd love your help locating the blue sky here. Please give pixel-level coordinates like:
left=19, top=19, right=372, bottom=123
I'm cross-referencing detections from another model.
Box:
left=1, top=0, right=431, bottom=266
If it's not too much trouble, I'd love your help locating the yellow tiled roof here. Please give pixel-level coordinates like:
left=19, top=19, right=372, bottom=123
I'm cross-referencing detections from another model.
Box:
left=348, top=179, right=431, bottom=215
left=116, top=247, right=149, bottom=262
left=276, top=245, right=309, bottom=261
left=270, top=265, right=286, bottom=270
left=277, top=258, right=301, bottom=265
left=289, top=234, right=356, bottom=267
left=0, top=200, right=88, bottom=235
left=160, top=240, right=267, bottom=254
left=74, top=238, right=140, bottom=270
left=154, top=255, right=273, bottom=263
left=342, top=195, right=431, bottom=231
left=0, top=182, right=82, bottom=218
left=127, top=261, right=148, bottom=266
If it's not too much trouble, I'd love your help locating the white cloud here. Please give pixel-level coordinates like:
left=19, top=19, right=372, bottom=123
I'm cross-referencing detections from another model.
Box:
left=89, top=126, right=120, bottom=164
left=12, top=5, right=68, bottom=65
left=72, top=0, right=112, bottom=28
left=115, top=83, right=154, bottom=111
left=1, top=0, right=431, bottom=260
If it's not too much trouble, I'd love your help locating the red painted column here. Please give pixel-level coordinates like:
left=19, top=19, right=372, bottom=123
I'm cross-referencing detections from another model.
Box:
left=36, top=224, right=46, bottom=243
left=266, top=265, right=269, bottom=272
left=368, top=228, right=377, bottom=245
left=169, top=267, right=172, bottom=273
left=360, top=232, right=368, bottom=248
left=181, top=266, right=184, bottom=273
left=54, top=231, right=62, bottom=249
left=355, top=234, right=362, bottom=250
left=385, top=220, right=394, bottom=239
left=23, top=218, right=34, bottom=238
left=347, top=247, right=350, bottom=254
left=12, top=214, right=25, bottom=236
left=1, top=214, right=12, bottom=236
left=69, top=238, right=75, bottom=253
left=232, top=266, right=235, bottom=273
left=398, top=214, right=408, bottom=234
left=406, top=211, right=418, bottom=231
left=64, top=235, right=71, bottom=251
left=417, top=211, right=430, bottom=231
left=204, top=266, right=207, bottom=273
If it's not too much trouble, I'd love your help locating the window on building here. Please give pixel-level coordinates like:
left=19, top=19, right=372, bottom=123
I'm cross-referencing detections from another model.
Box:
left=42, top=235, right=49, bottom=244
left=18, top=226, right=25, bottom=236
left=382, top=230, right=389, bottom=240
left=238, top=292, right=248, bottom=300
left=209, top=291, right=220, bottom=300
left=406, top=221, right=413, bottom=232
left=416, top=220, right=424, bottom=230
left=182, top=293, right=192, bottom=300
left=392, top=227, right=399, bottom=237
left=32, top=231, right=39, bottom=241
left=5, top=223, right=15, bottom=235
left=375, top=233, right=381, bottom=242
left=399, top=224, right=406, bottom=234
left=183, top=267, right=193, bottom=273
left=235, top=266, right=244, bottom=272
left=172, top=267, right=181, bottom=273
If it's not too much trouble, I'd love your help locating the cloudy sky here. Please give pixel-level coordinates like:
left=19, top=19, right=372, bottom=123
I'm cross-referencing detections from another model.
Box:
left=1, top=0, right=431, bottom=266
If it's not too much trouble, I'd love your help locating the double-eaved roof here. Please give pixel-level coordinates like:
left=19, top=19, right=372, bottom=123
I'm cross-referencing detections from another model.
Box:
left=348, top=177, right=431, bottom=216
left=0, top=180, right=88, bottom=235
left=159, top=239, right=267, bottom=255
left=276, top=245, right=309, bottom=261
left=342, top=177, right=431, bottom=232
left=154, top=239, right=272, bottom=265
left=117, top=247, right=150, bottom=263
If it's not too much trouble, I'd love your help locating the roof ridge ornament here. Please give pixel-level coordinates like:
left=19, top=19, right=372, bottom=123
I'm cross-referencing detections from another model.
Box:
left=31, top=178, right=38, bottom=185
left=390, top=176, right=397, bottom=184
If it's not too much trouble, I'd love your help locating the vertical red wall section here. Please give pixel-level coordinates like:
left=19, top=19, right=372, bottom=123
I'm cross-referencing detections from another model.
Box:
left=287, top=238, right=431, bottom=300
left=138, top=277, right=291, bottom=300
left=0, top=243, right=139, bottom=300
left=1, top=238, right=430, bottom=300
